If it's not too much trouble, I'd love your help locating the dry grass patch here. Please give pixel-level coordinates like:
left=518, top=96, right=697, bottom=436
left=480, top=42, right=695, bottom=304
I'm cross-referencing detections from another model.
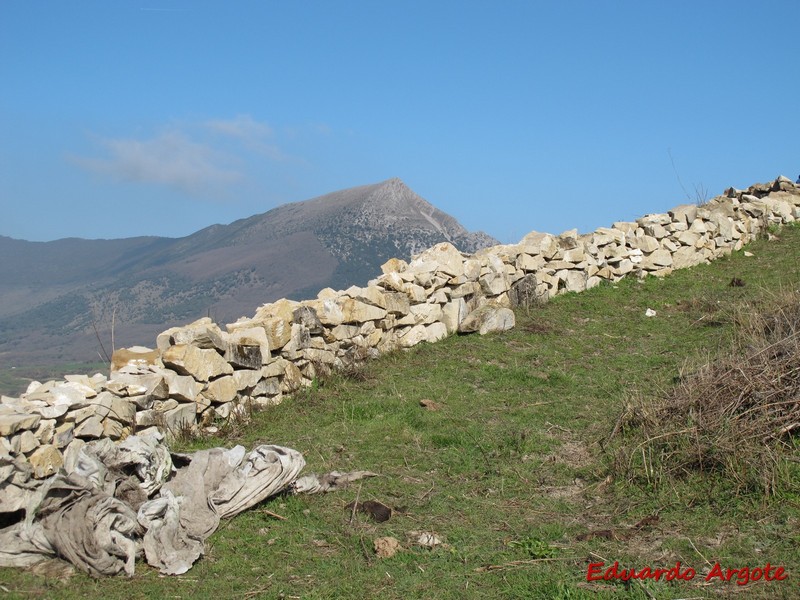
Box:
left=613, top=289, right=800, bottom=496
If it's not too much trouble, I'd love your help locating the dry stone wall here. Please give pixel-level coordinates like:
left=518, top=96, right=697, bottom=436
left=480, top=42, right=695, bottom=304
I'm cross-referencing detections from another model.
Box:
left=3, top=175, right=800, bottom=475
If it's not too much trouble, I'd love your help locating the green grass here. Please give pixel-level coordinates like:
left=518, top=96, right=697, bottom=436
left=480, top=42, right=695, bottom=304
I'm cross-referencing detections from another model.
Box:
left=3, top=227, right=800, bottom=598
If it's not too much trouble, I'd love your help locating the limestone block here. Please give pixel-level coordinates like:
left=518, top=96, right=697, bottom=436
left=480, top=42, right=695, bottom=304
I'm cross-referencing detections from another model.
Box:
left=642, top=223, right=668, bottom=238
left=156, top=327, right=182, bottom=352
left=516, top=252, right=546, bottom=272
left=409, top=303, right=444, bottom=325
left=665, top=221, right=688, bottom=232
left=135, top=409, right=159, bottom=428
left=707, top=213, right=734, bottom=240
left=596, top=266, right=615, bottom=280
left=164, top=370, right=202, bottom=402
left=612, top=259, right=635, bottom=276
left=229, top=369, right=261, bottom=392
left=0, top=412, right=41, bottom=436
left=102, top=418, right=125, bottom=440
left=204, top=376, right=238, bottom=404
left=225, top=344, right=263, bottom=370
left=398, top=324, right=428, bottom=348
left=251, top=377, right=280, bottom=397
left=109, top=397, right=136, bottom=424
left=672, top=246, right=706, bottom=269
left=348, top=285, right=389, bottom=310
left=612, top=221, right=637, bottom=235
left=441, top=298, right=467, bottom=334
left=53, top=422, right=74, bottom=448
left=253, top=298, right=299, bottom=324
left=259, top=316, right=293, bottom=349
left=425, top=322, right=448, bottom=343
left=29, top=444, right=63, bottom=479
left=563, top=248, right=586, bottom=263
left=416, top=242, right=466, bottom=277
left=302, top=347, right=338, bottom=365
left=403, top=283, right=427, bottom=302
left=479, top=273, right=510, bottom=296
left=412, top=270, right=433, bottom=288
left=74, top=416, right=104, bottom=439
left=261, top=357, right=289, bottom=378
left=162, top=344, right=233, bottom=382
left=109, top=372, right=169, bottom=400
left=674, top=231, right=700, bottom=246
left=661, top=238, right=679, bottom=252
left=637, top=213, right=672, bottom=227
left=339, top=298, right=387, bottom=324
left=641, top=249, right=673, bottom=270
left=18, top=430, right=39, bottom=454
left=669, top=204, right=698, bottom=225
left=563, top=271, right=587, bottom=293
left=519, top=232, right=557, bottom=258
left=330, top=324, right=360, bottom=340
left=163, top=403, right=197, bottom=435
left=633, top=235, right=660, bottom=253
left=281, top=362, right=304, bottom=393
left=172, top=318, right=227, bottom=351
left=651, top=267, right=674, bottom=278
left=378, top=272, right=406, bottom=293
left=227, top=326, right=271, bottom=357
left=292, top=305, right=324, bottom=333
left=689, top=219, right=708, bottom=234
left=459, top=306, right=515, bottom=335
left=381, top=292, right=410, bottom=315
left=430, top=288, right=450, bottom=303
left=556, top=229, right=579, bottom=250
left=33, top=418, right=56, bottom=445
left=450, top=281, right=481, bottom=298
left=381, top=257, right=408, bottom=274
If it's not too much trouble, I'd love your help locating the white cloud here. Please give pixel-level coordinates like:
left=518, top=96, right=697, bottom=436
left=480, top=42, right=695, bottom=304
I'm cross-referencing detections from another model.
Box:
left=73, top=131, right=241, bottom=192
left=205, top=114, right=273, bottom=139
left=205, top=114, right=288, bottom=161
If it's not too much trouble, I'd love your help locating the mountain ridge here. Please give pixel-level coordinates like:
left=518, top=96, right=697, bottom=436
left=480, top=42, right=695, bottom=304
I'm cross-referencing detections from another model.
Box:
left=0, top=179, right=498, bottom=365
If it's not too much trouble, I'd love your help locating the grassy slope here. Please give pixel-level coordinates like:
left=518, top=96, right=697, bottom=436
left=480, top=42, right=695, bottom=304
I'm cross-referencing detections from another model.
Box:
left=3, top=227, right=800, bottom=599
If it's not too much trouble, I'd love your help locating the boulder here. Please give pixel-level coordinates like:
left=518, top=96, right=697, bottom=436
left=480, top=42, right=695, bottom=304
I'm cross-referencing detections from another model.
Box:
left=204, top=376, right=238, bottom=404
left=163, top=371, right=202, bottom=403
left=162, top=344, right=233, bottom=382
left=172, top=318, right=227, bottom=351
left=459, top=306, right=515, bottom=335
left=341, top=298, right=387, bottom=324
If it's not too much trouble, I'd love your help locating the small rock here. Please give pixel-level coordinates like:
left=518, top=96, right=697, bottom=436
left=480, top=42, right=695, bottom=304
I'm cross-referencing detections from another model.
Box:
left=374, top=536, right=402, bottom=558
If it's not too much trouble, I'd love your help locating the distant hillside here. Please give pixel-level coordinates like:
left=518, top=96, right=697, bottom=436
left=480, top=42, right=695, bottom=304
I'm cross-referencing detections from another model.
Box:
left=0, top=178, right=498, bottom=365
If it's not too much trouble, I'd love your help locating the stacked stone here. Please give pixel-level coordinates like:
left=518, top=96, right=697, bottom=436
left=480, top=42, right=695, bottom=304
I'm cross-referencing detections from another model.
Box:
left=2, top=176, right=799, bottom=469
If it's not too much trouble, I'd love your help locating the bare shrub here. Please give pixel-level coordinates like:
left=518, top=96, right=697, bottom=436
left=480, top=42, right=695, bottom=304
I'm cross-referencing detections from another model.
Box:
left=612, top=289, right=800, bottom=496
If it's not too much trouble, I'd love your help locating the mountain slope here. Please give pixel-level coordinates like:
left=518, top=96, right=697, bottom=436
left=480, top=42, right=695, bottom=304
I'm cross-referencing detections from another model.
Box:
left=0, top=179, right=498, bottom=364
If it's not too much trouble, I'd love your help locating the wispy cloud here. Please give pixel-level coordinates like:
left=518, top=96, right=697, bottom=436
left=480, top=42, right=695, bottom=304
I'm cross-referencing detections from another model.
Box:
left=205, top=114, right=288, bottom=161
left=72, top=131, right=241, bottom=193
left=206, top=114, right=273, bottom=139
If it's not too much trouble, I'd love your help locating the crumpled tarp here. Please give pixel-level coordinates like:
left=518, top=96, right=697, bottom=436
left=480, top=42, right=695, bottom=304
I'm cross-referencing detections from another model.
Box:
left=0, top=432, right=373, bottom=577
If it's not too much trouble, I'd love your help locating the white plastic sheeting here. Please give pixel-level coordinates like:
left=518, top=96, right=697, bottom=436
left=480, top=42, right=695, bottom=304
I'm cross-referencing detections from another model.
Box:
left=0, top=432, right=369, bottom=576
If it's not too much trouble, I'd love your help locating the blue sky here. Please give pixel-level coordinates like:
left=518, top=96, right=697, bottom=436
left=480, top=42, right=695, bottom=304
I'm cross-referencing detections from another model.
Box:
left=1, top=1, right=798, bottom=244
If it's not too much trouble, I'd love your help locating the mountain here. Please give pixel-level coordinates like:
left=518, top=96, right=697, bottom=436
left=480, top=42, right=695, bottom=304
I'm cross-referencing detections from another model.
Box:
left=0, top=178, right=498, bottom=365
